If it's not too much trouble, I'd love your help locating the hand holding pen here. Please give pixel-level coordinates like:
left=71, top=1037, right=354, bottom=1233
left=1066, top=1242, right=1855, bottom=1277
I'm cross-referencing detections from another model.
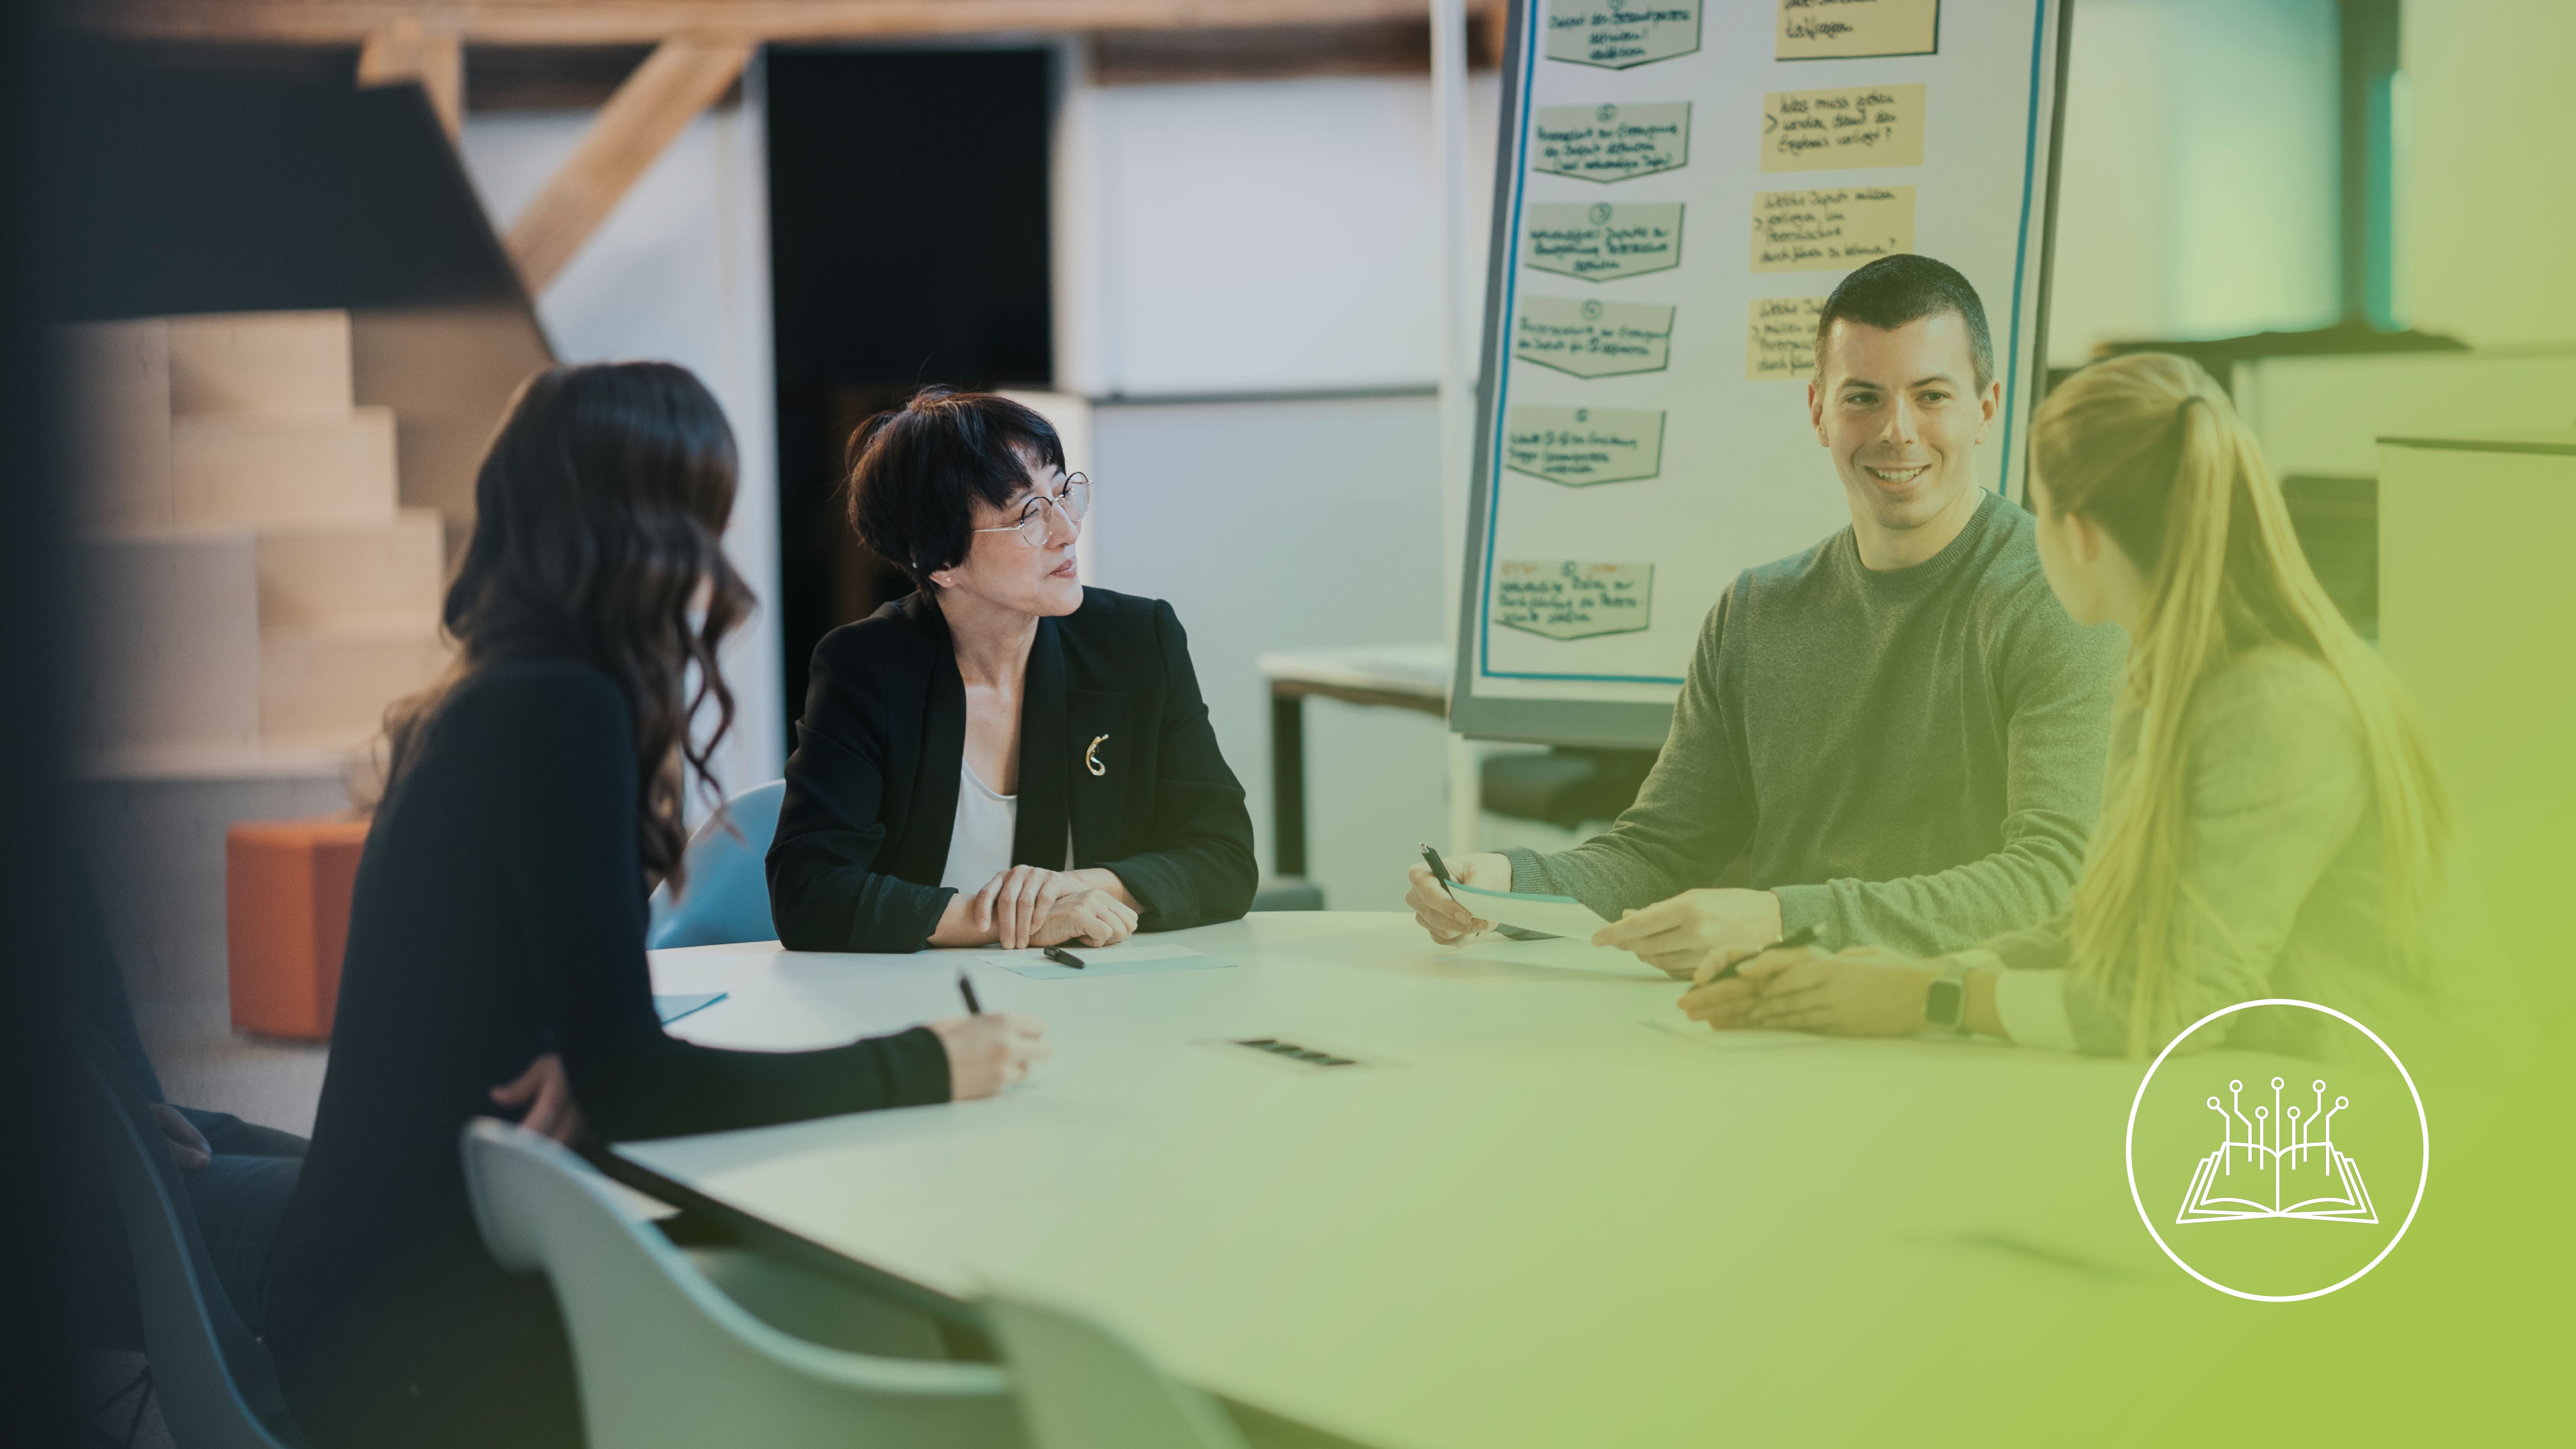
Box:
left=1676, top=924, right=1824, bottom=1028
left=1406, top=843, right=1511, bottom=944
left=931, top=970, right=1051, bottom=1099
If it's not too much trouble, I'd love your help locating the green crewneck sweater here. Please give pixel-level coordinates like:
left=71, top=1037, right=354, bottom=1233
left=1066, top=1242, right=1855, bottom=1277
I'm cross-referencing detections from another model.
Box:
left=1504, top=489, right=2127, bottom=955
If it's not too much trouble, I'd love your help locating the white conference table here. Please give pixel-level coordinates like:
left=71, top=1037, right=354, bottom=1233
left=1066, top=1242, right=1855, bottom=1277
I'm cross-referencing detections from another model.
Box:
left=623, top=913, right=2218, bottom=1448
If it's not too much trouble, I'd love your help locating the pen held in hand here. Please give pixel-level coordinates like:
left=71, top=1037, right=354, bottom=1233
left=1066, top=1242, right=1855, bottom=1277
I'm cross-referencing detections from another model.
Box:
left=1696, top=924, right=1823, bottom=990
left=1418, top=842, right=1459, bottom=901
left=958, top=971, right=983, bottom=1015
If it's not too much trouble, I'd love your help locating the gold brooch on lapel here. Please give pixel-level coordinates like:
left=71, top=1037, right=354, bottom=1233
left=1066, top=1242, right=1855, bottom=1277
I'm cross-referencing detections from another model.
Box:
left=1084, top=734, right=1110, bottom=777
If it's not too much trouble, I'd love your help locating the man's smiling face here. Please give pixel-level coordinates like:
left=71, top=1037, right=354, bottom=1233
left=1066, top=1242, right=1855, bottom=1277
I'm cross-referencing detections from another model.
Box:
left=1807, top=312, right=2000, bottom=548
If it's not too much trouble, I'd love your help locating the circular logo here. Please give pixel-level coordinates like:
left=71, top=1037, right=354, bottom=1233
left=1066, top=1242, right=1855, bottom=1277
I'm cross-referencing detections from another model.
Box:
left=2125, top=999, right=2428, bottom=1301
left=1590, top=203, right=1614, bottom=225
left=1580, top=300, right=1604, bottom=321
left=1597, top=103, right=1617, bottom=122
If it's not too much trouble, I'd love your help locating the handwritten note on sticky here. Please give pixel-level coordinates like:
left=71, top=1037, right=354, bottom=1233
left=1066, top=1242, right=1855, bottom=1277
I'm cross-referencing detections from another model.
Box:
left=1516, top=298, right=1676, bottom=378
left=1776, top=0, right=1941, bottom=60
left=1527, top=202, right=1684, bottom=282
left=1546, top=0, right=1702, bottom=70
left=1751, top=186, right=1914, bottom=272
left=1495, top=561, right=1655, bottom=640
left=1762, top=83, right=1926, bottom=171
left=1747, top=296, right=1828, bottom=380
left=1532, top=102, right=1691, bottom=183
left=1504, top=406, right=1666, bottom=486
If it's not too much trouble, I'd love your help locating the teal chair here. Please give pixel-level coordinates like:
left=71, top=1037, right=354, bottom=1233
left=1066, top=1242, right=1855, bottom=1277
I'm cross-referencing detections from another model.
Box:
left=646, top=780, right=787, bottom=949
left=73, top=1024, right=304, bottom=1448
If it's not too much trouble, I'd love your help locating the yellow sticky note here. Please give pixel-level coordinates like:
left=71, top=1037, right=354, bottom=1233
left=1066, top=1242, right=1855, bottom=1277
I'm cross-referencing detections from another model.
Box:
left=1761, top=83, right=1927, bottom=172
left=1776, top=0, right=1941, bottom=61
left=1747, top=296, right=1829, bottom=381
left=1751, top=185, right=1915, bottom=272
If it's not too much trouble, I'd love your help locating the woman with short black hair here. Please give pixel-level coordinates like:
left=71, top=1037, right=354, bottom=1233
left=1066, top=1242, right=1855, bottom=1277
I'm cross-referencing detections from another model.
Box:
left=767, top=387, right=1257, bottom=953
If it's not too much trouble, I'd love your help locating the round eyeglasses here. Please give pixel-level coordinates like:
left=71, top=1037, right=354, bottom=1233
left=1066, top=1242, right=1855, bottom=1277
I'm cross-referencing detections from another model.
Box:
left=971, top=473, right=1091, bottom=548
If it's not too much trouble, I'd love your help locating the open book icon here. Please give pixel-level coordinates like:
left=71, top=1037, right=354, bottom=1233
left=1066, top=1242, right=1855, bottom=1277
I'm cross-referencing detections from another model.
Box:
left=2177, top=1076, right=2377, bottom=1224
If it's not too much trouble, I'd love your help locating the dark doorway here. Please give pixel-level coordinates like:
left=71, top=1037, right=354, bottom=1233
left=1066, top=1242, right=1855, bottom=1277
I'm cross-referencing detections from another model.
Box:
left=766, top=47, right=1055, bottom=744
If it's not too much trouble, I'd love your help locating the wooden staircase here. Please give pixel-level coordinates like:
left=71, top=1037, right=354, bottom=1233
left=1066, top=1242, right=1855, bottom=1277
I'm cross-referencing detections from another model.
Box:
left=68, top=309, right=453, bottom=773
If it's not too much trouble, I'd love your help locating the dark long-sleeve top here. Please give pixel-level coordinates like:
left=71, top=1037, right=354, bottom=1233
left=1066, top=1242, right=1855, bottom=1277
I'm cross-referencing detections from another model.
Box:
left=769, top=587, right=1258, bottom=953
left=266, top=657, right=948, bottom=1447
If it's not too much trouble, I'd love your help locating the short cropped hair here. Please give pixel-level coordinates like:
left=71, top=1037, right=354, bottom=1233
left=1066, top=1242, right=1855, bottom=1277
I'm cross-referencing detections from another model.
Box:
left=1815, top=254, right=1995, bottom=394
left=846, top=388, right=1067, bottom=589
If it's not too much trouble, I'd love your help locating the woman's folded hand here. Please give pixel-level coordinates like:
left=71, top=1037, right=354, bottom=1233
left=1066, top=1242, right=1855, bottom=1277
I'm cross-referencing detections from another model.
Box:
left=1032, top=888, right=1138, bottom=948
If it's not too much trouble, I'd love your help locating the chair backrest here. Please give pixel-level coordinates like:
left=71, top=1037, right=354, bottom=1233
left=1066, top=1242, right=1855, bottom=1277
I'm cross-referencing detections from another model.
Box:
left=645, top=780, right=787, bottom=949
left=982, top=1295, right=1248, bottom=1449
left=459, top=1119, right=1018, bottom=1449
left=71, top=1026, right=302, bottom=1449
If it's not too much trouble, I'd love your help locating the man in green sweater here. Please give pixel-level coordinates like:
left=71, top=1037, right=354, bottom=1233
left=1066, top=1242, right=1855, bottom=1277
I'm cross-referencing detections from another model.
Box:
left=1407, top=254, right=2124, bottom=976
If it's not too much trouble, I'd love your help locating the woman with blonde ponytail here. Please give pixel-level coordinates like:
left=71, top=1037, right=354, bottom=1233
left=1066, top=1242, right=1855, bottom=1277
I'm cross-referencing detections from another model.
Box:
left=1695, top=352, right=2466, bottom=1057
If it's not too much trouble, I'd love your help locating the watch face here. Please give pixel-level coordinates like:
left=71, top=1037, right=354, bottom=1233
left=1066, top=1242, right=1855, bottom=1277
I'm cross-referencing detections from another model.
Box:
left=1927, top=977, right=1964, bottom=1027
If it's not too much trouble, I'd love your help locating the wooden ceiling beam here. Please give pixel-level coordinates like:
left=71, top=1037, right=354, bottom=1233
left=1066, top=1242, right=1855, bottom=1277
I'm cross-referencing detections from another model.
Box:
left=356, top=17, right=464, bottom=139
left=503, top=33, right=753, bottom=293
left=71, top=1, right=1447, bottom=47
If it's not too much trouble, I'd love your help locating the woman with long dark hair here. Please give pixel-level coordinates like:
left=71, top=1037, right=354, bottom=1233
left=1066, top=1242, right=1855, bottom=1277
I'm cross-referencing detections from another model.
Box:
left=263, top=363, right=1046, bottom=1449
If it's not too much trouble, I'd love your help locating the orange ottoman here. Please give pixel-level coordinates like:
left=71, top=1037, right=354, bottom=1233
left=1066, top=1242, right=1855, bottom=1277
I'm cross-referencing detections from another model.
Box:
left=226, top=815, right=373, bottom=1040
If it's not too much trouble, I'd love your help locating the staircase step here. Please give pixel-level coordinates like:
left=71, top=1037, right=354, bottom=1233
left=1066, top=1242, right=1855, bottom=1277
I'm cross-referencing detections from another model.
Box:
left=62, top=319, right=176, bottom=534
left=76, top=531, right=260, bottom=756
left=256, top=508, right=447, bottom=629
left=167, top=310, right=354, bottom=417
left=171, top=408, right=398, bottom=531
left=258, top=620, right=451, bottom=749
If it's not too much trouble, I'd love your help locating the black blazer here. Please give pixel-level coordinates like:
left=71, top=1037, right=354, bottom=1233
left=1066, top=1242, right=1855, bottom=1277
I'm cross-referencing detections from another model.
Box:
left=768, top=587, right=1257, bottom=952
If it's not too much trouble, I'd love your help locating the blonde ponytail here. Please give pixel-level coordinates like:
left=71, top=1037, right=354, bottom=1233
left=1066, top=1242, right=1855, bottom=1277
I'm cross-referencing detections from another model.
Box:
left=2034, top=355, right=2453, bottom=1056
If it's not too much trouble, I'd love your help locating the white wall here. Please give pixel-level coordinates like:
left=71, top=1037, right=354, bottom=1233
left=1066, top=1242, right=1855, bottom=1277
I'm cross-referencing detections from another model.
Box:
left=2403, top=0, right=2576, bottom=346
left=1055, top=66, right=1501, bottom=905
left=1059, top=70, right=1501, bottom=396
left=2049, top=0, right=2341, bottom=362
left=1090, top=396, right=1453, bottom=909
left=457, top=70, right=785, bottom=800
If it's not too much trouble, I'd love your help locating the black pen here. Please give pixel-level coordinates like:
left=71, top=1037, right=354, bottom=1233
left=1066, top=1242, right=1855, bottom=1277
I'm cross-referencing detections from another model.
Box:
left=1699, top=924, right=1823, bottom=987
left=1042, top=946, right=1087, bottom=970
left=958, top=971, right=983, bottom=1015
left=1418, top=842, right=1459, bottom=900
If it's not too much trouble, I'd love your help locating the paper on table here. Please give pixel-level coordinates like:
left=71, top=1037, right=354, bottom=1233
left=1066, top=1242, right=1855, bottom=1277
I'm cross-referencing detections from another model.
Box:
left=1452, top=933, right=1667, bottom=979
left=1444, top=880, right=1614, bottom=940
left=980, top=943, right=1237, bottom=980
left=653, top=992, right=727, bottom=1025
left=1640, top=1018, right=1829, bottom=1049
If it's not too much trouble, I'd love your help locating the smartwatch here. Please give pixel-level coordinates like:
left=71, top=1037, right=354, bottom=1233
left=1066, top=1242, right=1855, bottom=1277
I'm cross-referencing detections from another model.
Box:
left=1924, top=962, right=1970, bottom=1035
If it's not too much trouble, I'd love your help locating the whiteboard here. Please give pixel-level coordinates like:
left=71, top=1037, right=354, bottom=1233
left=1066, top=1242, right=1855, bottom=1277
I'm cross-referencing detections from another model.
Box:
left=1451, top=0, right=2071, bottom=746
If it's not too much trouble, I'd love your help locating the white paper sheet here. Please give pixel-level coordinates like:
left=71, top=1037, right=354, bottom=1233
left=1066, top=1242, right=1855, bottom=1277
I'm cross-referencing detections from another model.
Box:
left=1444, top=880, right=1615, bottom=940
left=1449, top=934, right=1669, bottom=979
left=978, top=942, right=1236, bottom=980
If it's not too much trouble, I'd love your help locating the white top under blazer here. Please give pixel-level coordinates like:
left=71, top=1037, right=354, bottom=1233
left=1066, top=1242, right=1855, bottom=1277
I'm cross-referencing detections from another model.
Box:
left=938, top=760, right=1074, bottom=893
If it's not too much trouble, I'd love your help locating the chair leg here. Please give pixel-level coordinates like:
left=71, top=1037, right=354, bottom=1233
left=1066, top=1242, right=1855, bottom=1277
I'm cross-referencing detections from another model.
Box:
left=85, top=1360, right=155, bottom=1449
left=119, top=1366, right=157, bottom=1449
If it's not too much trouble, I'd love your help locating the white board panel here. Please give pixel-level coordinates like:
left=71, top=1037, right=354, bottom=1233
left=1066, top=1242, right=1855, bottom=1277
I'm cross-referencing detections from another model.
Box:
left=1454, top=0, right=2069, bottom=744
